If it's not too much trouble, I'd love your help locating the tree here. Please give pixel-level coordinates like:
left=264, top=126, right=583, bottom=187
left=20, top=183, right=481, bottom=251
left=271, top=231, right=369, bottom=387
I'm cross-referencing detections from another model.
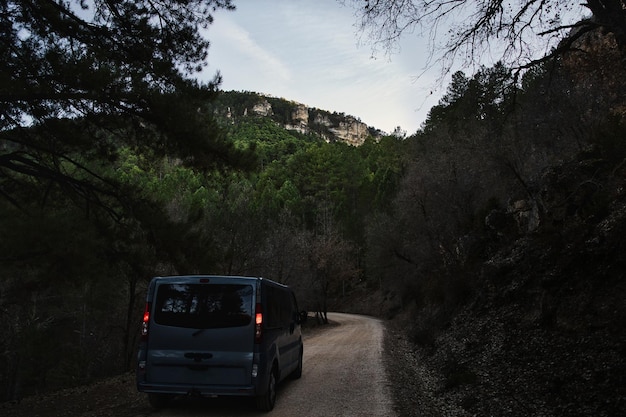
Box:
left=0, top=0, right=251, bottom=216
left=0, top=1, right=258, bottom=400
left=347, top=0, right=626, bottom=73
left=306, top=203, right=358, bottom=324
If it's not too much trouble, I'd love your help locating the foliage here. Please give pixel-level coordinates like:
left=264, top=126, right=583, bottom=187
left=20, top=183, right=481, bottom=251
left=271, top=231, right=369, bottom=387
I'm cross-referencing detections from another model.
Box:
left=347, top=0, right=626, bottom=74
left=0, top=200, right=120, bottom=395
left=0, top=0, right=251, bottom=216
left=0, top=0, right=247, bottom=401
left=225, top=117, right=312, bottom=166
left=382, top=33, right=625, bottom=321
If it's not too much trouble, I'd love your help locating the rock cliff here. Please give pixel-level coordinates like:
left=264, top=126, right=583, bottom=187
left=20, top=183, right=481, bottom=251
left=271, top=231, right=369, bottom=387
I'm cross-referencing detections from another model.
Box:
left=216, top=91, right=380, bottom=145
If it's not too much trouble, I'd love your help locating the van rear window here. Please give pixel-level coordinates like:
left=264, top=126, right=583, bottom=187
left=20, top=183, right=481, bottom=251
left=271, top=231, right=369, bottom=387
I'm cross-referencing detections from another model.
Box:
left=154, top=284, right=253, bottom=329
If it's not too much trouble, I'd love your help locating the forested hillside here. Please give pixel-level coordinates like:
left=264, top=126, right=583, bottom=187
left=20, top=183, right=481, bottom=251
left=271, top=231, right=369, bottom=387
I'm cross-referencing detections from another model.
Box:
left=376, top=30, right=626, bottom=416
left=1, top=2, right=625, bottom=415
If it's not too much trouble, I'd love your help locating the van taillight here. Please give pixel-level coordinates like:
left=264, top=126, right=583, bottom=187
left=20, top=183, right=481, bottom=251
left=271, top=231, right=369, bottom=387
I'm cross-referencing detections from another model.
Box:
left=254, top=303, right=263, bottom=343
left=141, top=303, right=151, bottom=340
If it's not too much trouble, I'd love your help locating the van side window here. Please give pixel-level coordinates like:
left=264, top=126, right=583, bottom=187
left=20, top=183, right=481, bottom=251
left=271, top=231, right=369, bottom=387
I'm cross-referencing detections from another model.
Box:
left=280, top=291, right=293, bottom=323
left=266, top=286, right=280, bottom=328
left=154, top=284, right=253, bottom=329
left=291, top=293, right=299, bottom=319
left=265, top=286, right=294, bottom=328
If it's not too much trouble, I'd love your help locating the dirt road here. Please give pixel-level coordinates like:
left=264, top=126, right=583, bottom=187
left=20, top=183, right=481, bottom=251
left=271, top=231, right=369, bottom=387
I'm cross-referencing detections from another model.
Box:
left=154, top=312, right=396, bottom=417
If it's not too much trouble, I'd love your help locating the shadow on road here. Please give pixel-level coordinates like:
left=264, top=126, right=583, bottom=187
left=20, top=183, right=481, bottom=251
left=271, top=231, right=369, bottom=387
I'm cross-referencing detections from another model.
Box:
left=151, top=383, right=296, bottom=416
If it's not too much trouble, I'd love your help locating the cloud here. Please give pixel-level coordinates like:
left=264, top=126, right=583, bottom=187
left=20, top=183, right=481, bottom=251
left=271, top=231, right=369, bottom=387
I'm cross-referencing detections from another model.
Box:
left=207, top=16, right=292, bottom=86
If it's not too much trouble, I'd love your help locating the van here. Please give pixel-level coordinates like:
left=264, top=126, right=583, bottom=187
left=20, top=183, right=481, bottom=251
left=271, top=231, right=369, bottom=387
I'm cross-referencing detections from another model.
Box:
left=136, top=275, right=303, bottom=411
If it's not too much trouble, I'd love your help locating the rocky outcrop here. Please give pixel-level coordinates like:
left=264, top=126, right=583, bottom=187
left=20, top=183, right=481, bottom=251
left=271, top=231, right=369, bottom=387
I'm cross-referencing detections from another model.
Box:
left=220, top=92, right=377, bottom=145
left=288, top=107, right=372, bottom=145
left=292, top=104, right=309, bottom=127
left=284, top=104, right=310, bottom=135
left=328, top=117, right=370, bottom=146
left=251, top=99, right=273, bottom=117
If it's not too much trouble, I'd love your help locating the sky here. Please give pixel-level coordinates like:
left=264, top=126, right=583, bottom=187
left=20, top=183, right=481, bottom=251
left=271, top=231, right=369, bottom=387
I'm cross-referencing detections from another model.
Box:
left=202, top=0, right=442, bottom=135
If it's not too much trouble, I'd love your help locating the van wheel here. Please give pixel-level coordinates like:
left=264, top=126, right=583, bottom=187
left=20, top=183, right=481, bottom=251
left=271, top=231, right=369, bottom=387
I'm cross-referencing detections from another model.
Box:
left=291, top=347, right=303, bottom=379
left=256, top=366, right=277, bottom=411
left=148, top=393, right=172, bottom=409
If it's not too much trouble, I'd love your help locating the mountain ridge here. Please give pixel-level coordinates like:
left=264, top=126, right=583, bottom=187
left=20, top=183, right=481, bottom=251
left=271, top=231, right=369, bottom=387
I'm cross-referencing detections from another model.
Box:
left=213, top=90, right=385, bottom=145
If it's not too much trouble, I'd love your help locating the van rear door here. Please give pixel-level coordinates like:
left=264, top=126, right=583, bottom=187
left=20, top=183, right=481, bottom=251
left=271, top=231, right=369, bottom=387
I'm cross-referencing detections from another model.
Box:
left=146, top=277, right=256, bottom=388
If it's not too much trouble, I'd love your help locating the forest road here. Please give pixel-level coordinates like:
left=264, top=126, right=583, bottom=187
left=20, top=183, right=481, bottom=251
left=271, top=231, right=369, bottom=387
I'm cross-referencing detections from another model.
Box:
left=154, top=312, right=397, bottom=417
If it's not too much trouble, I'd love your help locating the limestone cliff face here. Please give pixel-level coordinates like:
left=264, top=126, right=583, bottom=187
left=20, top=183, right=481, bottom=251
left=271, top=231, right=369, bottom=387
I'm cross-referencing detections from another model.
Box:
left=292, top=104, right=309, bottom=126
left=294, top=109, right=371, bottom=145
left=251, top=99, right=273, bottom=117
left=313, top=113, right=332, bottom=127
left=285, top=104, right=310, bottom=135
left=328, top=117, right=370, bottom=146
left=221, top=92, right=379, bottom=145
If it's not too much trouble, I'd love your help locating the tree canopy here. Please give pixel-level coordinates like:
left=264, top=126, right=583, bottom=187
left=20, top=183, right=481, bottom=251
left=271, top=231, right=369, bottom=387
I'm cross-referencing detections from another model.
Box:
left=0, top=0, right=253, bottom=216
left=347, top=0, right=626, bottom=73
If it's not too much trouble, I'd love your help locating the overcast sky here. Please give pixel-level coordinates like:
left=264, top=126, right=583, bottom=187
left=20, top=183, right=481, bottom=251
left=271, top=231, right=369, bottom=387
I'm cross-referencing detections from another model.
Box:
left=202, top=0, right=442, bottom=135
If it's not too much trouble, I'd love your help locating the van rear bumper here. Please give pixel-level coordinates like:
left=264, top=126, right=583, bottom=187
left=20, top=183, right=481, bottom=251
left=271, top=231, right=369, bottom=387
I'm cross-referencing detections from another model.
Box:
left=137, top=382, right=256, bottom=397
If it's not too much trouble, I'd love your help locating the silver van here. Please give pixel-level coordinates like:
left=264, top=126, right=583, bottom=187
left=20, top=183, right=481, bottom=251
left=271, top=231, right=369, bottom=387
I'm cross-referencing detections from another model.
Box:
left=136, top=275, right=303, bottom=411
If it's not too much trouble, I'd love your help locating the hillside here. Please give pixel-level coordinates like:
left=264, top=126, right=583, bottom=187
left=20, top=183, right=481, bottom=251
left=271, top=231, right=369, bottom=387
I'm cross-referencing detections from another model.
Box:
left=339, top=29, right=626, bottom=416
left=325, top=136, right=626, bottom=416
left=381, top=146, right=626, bottom=416
left=211, top=91, right=384, bottom=145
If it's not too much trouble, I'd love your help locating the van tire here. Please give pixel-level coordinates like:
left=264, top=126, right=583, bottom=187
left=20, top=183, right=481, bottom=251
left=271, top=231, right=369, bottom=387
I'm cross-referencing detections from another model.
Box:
left=148, top=393, right=172, bottom=409
left=256, top=365, right=277, bottom=411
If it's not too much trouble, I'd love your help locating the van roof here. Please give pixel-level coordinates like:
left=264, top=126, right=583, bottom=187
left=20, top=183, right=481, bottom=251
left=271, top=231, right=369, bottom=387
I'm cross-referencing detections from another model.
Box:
left=151, top=275, right=289, bottom=289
